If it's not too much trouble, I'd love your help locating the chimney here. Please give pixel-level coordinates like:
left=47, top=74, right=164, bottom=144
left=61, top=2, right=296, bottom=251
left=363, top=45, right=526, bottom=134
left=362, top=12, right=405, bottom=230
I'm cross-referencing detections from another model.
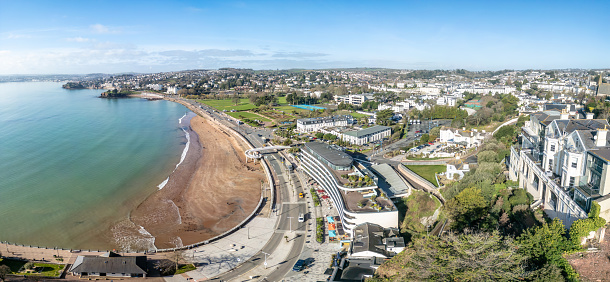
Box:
left=586, top=112, right=594, bottom=120
left=596, top=126, right=608, bottom=147
left=560, top=108, right=569, bottom=120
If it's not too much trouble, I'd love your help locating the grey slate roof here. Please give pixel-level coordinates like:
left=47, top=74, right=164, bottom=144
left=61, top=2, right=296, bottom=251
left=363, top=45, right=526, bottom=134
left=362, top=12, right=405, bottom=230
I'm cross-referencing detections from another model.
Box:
left=304, top=142, right=353, bottom=167
left=351, top=222, right=403, bottom=258
left=343, top=125, right=391, bottom=138
left=532, top=110, right=561, bottom=126
left=70, top=255, right=147, bottom=275
left=598, top=83, right=610, bottom=96
left=554, top=119, right=609, bottom=134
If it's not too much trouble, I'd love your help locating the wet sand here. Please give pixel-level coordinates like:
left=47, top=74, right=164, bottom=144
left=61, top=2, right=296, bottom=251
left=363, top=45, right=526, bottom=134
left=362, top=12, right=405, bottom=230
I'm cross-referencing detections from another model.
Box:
left=128, top=115, right=264, bottom=249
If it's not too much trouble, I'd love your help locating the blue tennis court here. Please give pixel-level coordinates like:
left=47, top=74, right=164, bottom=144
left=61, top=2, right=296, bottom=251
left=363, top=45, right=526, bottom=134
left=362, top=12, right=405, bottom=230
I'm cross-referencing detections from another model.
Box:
left=292, top=104, right=326, bottom=111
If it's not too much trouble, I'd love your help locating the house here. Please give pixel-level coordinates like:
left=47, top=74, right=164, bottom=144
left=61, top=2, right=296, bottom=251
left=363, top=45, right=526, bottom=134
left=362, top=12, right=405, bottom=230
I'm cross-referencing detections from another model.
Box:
left=439, top=127, right=485, bottom=148
left=350, top=222, right=404, bottom=258
left=69, top=252, right=147, bottom=278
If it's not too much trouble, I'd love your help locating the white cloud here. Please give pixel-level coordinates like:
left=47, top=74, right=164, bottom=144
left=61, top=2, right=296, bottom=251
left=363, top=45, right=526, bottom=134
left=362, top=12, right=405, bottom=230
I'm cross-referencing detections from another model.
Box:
left=89, top=24, right=120, bottom=34
left=5, top=33, right=31, bottom=39
left=66, top=37, right=92, bottom=42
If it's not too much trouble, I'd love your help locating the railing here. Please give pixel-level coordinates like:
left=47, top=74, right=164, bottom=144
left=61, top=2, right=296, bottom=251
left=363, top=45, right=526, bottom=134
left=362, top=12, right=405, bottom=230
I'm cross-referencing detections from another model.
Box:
left=521, top=150, right=588, bottom=219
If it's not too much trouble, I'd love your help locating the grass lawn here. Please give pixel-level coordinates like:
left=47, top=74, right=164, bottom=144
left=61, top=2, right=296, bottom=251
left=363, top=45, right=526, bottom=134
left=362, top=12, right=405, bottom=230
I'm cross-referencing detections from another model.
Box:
left=0, top=259, right=64, bottom=277
left=396, top=190, right=441, bottom=235
left=197, top=99, right=257, bottom=111
left=226, top=111, right=271, bottom=122
left=404, top=165, right=446, bottom=187
left=336, top=110, right=370, bottom=119
left=277, top=96, right=287, bottom=105
left=175, top=264, right=196, bottom=275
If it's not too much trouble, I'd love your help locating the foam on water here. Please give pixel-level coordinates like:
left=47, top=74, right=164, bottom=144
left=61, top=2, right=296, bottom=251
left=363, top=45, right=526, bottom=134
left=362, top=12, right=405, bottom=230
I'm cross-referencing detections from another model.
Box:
left=157, top=113, right=191, bottom=190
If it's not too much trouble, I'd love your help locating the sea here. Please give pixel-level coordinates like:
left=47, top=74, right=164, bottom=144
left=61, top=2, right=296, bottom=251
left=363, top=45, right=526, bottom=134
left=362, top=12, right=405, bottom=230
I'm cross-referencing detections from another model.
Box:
left=0, top=82, right=190, bottom=250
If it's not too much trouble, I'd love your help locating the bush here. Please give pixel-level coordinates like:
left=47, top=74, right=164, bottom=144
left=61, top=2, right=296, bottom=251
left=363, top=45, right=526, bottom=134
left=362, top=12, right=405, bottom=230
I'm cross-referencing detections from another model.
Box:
left=569, top=201, right=606, bottom=245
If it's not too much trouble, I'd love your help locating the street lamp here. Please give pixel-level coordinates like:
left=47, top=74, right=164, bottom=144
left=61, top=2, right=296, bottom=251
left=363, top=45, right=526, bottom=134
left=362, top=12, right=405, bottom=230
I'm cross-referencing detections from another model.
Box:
left=262, top=251, right=270, bottom=269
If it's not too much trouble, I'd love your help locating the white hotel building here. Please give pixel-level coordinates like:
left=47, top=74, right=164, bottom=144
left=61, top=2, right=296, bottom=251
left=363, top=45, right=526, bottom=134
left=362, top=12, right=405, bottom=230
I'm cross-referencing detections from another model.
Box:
left=508, top=108, right=610, bottom=227
left=298, top=142, right=398, bottom=235
left=296, top=115, right=352, bottom=133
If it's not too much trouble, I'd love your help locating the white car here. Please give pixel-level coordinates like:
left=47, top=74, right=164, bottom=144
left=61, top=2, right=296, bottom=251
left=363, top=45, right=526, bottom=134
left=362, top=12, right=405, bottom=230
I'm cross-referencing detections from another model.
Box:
left=298, top=213, right=305, bottom=222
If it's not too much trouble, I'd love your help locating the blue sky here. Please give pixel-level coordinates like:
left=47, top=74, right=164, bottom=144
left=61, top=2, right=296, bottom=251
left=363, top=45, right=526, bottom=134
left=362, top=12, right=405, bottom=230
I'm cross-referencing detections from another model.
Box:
left=0, top=0, right=608, bottom=74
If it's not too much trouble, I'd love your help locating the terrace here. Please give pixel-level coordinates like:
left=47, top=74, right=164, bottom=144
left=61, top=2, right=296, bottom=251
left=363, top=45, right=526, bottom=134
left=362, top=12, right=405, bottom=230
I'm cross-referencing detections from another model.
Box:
left=342, top=189, right=396, bottom=213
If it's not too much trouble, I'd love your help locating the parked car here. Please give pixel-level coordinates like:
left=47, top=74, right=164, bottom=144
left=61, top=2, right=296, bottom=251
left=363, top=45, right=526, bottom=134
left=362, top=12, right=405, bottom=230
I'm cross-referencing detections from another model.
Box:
left=298, top=213, right=305, bottom=222
left=292, top=259, right=306, bottom=272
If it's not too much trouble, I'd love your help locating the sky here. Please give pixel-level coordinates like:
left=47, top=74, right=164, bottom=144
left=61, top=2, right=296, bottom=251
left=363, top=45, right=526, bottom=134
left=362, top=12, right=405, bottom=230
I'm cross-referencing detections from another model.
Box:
left=0, top=0, right=609, bottom=74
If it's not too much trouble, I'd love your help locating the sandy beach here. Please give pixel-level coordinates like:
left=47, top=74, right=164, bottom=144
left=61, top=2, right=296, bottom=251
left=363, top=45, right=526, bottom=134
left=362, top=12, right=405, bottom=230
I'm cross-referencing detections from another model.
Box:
left=127, top=114, right=265, bottom=250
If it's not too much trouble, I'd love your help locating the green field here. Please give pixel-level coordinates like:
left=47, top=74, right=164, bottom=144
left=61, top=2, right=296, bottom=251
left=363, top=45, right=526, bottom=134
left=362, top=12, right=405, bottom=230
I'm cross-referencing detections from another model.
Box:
left=404, top=165, right=446, bottom=187
left=0, top=259, right=64, bottom=277
left=226, top=111, right=271, bottom=122
left=277, top=96, right=287, bottom=105
left=198, top=99, right=257, bottom=111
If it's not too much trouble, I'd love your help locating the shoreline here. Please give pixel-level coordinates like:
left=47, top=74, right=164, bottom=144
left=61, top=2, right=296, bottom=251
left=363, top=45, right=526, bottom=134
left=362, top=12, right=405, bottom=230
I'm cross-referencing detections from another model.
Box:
left=124, top=99, right=265, bottom=250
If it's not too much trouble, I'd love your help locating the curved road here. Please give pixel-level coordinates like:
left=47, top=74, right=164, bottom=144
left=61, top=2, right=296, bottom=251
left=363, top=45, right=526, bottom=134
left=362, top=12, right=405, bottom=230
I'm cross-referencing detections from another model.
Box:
left=180, top=98, right=309, bottom=281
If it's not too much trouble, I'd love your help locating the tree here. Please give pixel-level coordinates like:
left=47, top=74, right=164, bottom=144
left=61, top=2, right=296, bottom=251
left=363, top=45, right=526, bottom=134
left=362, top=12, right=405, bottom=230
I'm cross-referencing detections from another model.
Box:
left=446, top=187, right=488, bottom=229
left=0, top=265, right=10, bottom=282
left=231, top=96, right=241, bottom=105
left=376, top=109, right=394, bottom=126
left=517, top=218, right=579, bottom=281
left=399, top=231, right=526, bottom=281
left=315, top=132, right=324, bottom=139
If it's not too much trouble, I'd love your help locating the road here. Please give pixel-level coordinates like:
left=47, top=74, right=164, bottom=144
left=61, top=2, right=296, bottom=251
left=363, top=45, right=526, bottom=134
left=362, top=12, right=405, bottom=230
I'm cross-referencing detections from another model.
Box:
left=178, top=98, right=308, bottom=281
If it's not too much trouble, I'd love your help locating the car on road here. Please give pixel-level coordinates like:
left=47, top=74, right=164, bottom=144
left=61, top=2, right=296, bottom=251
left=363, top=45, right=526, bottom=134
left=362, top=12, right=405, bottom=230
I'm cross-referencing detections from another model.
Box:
left=292, top=259, right=306, bottom=272
left=298, top=213, right=305, bottom=222
left=299, top=192, right=304, bottom=198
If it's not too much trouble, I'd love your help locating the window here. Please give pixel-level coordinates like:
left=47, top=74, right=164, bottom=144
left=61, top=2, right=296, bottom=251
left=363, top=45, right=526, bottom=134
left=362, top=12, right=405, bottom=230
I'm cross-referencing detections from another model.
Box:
left=571, top=162, right=577, bottom=168
left=549, top=159, right=553, bottom=169
left=550, top=144, right=555, bottom=152
left=569, top=176, right=575, bottom=187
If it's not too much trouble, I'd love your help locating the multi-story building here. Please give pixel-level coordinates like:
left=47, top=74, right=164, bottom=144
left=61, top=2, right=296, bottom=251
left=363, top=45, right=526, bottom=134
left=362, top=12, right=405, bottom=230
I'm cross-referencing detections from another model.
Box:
left=508, top=108, right=610, bottom=227
left=298, top=142, right=398, bottom=235
left=296, top=115, right=351, bottom=133
left=334, top=94, right=374, bottom=106
left=439, top=127, right=486, bottom=148
left=322, top=125, right=391, bottom=146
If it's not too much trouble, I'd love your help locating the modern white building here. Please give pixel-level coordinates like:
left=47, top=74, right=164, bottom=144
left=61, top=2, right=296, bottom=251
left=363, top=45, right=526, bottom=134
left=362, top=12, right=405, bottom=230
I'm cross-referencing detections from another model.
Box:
left=323, top=125, right=392, bottom=146
left=166, top=85, right=181, bottom=94
left=296, top=115, right=351, bottom=133
left=299, top=142, right=399, bottom=235
left=335, top=94, right=374, bottom=106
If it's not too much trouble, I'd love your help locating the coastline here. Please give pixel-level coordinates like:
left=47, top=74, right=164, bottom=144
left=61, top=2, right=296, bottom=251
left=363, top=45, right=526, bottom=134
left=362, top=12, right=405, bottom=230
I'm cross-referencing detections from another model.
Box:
left=122, top=101, right=265, bottom=250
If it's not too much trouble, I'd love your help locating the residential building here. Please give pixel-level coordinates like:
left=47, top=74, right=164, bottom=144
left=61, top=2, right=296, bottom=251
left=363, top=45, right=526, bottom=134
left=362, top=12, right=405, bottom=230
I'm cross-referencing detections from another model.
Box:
left=298, top=142, right=398, bottom=235
left=296, top=115, right=351, bottom=133
left=324, top=125, right=391, bottom=145
left=335, top=94, right=374, bottom=106
left=349, top=222, right=405, bottom=258
left=508, top=108, right=610, bottom=227
left=439, top=127, right=485, bottom=148
left=69, top=252, right=147, bottom=278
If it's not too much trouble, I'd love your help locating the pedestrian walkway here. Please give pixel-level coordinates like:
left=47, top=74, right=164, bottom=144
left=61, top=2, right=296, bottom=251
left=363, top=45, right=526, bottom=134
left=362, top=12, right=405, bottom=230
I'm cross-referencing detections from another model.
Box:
left=162, top=215, right=277, bottom=282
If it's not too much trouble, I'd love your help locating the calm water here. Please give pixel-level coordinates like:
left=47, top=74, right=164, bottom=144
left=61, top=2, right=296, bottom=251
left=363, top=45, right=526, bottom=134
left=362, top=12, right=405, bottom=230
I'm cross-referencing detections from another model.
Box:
left=0, top=82, right=189, bottom=249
